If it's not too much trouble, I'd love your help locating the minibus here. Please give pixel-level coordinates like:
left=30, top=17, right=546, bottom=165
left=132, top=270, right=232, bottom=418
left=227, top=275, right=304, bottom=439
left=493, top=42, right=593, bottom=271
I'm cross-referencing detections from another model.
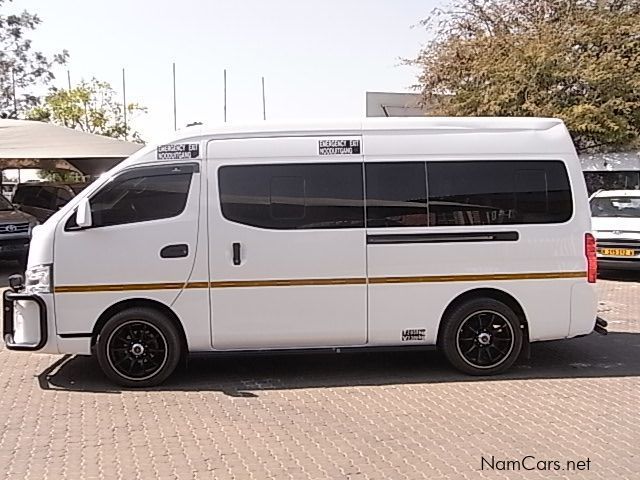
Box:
left=3, top=118, right=605, bottom=387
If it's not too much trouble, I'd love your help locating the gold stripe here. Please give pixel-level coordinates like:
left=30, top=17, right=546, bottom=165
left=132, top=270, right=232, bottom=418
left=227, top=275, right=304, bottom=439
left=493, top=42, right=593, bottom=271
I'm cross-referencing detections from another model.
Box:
left=54, top=282, right=186, bottom=293
left=368, top=271, right=587, bottom=284
left=209, top=277, right=367, bottom=289
left=54, top=271, right=586, bottom=293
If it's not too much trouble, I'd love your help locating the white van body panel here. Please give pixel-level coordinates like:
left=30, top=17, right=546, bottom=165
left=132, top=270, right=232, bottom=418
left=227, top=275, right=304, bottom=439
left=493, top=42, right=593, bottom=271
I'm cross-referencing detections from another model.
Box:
left=51, top=158, right=203, bottom=344
left=207, top=137, right=367, bottom=349
left=8, top=118, right=597, bottom=358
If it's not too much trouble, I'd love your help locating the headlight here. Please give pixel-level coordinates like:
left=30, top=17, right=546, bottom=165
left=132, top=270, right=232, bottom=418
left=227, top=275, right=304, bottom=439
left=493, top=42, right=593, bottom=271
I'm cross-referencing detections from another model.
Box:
left=25, top=264, right=52, bottom=294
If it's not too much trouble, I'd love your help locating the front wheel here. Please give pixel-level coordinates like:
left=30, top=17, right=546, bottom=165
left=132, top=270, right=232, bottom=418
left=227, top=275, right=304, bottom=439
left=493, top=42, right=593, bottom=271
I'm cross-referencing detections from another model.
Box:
left=439, top=298, right=523, bottom=375
left=96, top=307, right=182, bottom=387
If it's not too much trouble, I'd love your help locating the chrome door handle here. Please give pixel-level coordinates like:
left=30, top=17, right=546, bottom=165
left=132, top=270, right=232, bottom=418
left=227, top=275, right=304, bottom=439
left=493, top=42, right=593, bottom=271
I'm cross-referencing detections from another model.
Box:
left=232, top=242, right=241, bottom=265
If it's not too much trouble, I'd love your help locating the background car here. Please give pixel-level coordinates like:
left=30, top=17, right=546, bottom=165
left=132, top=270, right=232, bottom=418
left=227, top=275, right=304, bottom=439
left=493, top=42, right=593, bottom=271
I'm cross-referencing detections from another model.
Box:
left=12, top=182, right=87, bottom=223
left=0, top=194, right=38, bottom=266
left=590, top=189, right=640, bottom=270
left=1, top=182, right=18, bottom=202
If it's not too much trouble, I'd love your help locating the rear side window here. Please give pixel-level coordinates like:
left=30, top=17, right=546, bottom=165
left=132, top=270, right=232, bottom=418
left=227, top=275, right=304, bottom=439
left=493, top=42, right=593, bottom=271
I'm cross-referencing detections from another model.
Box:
left=365, top=162, right=428, bottom=227
left=86, top=168, right=193, bottom=228
left=219, top=163, right=364, bottom=229
left=32, top=187, right=57, bottom=210
left=14, top=186, right=40, bottom=207
left=428, top=161, right=572, bottom=225
left=55, top=187, right=73, bottom=208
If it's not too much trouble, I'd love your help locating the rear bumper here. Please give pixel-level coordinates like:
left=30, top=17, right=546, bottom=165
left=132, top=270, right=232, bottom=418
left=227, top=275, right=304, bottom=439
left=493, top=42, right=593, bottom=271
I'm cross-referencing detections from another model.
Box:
left=594, top=316, right=608, bottom=335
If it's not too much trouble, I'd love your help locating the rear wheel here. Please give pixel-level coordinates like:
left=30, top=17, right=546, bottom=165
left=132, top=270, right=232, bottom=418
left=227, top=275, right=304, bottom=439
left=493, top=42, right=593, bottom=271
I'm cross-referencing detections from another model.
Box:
left=96, top=307, right=182, bottom=387
left=439, top=298, right=523, bottom=375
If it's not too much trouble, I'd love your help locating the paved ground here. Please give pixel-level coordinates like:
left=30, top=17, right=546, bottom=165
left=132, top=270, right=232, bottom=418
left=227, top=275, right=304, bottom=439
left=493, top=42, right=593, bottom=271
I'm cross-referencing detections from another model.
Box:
left=0, top=272, right=639, bottom=479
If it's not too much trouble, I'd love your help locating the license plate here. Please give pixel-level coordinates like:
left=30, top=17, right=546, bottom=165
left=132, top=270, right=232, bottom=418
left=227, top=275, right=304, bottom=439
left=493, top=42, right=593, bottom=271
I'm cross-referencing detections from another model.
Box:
left=599, top=248, right=635, bottom=257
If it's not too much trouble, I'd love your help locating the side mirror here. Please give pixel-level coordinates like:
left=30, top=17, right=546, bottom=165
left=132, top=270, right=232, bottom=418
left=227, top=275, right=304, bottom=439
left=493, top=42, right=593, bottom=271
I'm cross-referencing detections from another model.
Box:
left=76, top=197, right=92, bottom=228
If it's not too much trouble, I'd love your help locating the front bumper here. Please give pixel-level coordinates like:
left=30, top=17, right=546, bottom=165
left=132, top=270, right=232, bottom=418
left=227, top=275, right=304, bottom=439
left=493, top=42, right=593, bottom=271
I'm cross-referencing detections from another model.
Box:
left=3, top=289, right=48, bottom=351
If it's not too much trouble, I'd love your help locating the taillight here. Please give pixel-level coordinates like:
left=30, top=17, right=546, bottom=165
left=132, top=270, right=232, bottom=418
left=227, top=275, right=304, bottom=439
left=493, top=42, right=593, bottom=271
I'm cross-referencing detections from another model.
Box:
left=585, top=233, right=597, bottom=283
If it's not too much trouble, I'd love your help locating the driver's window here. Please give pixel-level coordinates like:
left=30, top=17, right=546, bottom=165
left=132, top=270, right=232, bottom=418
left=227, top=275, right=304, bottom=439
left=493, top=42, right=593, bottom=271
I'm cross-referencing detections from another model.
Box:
left=89, top=170, right=193, bottom=228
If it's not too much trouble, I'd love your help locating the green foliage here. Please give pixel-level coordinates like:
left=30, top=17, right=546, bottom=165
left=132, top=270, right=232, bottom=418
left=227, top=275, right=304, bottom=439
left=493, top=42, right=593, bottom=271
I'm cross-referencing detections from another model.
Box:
left=0, top=0, right=68, bottom=117
left=36, top=170, right=83, bottom=183
left=28, top=78, right=147, bottom=142
left=410, top=0, right=640, bottom=152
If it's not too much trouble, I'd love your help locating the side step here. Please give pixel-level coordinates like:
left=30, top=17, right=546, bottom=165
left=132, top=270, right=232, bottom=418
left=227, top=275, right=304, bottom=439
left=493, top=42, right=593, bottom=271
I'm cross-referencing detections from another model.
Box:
left=594, top=316, right=608, bottom=336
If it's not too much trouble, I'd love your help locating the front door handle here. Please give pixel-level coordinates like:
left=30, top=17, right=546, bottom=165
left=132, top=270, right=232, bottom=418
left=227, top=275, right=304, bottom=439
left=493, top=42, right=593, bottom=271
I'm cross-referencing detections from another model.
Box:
left=232, top=242, right=241, bottom=265
left=160, top=244, right=189, bottom=258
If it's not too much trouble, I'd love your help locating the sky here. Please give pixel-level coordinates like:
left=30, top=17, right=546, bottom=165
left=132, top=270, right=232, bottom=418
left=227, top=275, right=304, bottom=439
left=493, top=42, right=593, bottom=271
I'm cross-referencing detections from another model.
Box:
left=12, top=0, right=437, bottom=141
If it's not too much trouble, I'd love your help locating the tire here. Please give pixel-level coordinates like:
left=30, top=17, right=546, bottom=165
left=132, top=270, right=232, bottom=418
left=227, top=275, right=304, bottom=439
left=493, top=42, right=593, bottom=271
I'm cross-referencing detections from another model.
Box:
left=96, top=307, right=182, bottom=387
left=439, top=298, right=523, bottom=375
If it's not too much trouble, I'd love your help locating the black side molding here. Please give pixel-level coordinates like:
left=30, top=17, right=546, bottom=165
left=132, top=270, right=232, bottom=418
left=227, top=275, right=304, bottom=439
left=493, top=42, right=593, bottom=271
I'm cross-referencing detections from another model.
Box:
left=367, top=231, right=519, bottom=245
left=58, top=332, right=93, bottom=339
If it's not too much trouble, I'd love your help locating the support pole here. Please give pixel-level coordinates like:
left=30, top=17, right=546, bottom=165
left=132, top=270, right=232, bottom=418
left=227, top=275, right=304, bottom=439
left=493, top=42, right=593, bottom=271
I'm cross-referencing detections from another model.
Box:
left=262, top=76, right=266, bottom=121
left=224, top=69, right=227, bottom=123
left=122, top=68, right=127, bottom=140
left=172, top=62, right=177, bottom=130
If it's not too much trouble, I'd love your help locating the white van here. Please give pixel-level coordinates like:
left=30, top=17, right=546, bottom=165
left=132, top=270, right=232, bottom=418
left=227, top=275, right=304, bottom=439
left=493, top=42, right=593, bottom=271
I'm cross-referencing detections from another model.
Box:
left=590, top=189, right=640, bottom=270
left=3, top=118, right=604, bottom=387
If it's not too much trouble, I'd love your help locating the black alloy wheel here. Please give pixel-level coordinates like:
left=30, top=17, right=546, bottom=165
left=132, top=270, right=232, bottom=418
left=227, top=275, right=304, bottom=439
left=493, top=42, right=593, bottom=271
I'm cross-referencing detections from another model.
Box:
left=439, top=298, right=524, bottom=375
left=96, top=307, right=182, bottom=387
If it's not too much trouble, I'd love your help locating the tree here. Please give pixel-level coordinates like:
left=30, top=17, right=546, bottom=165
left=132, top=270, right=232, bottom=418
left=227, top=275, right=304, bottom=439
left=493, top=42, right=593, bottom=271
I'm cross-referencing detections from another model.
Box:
left=36, top=170, right=83, bottom=183
left=28, top=78, right=147, bottom=142
left=410, top=0, right=640, bottom=152
left=0, top=0, right=68, bottom=118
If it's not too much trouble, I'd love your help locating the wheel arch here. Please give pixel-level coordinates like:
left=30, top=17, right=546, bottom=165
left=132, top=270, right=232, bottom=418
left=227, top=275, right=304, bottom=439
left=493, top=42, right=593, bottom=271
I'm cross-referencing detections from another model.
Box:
left=436, top=288, right=529, bottom=348
left=91, top=298, right=188, bottom=356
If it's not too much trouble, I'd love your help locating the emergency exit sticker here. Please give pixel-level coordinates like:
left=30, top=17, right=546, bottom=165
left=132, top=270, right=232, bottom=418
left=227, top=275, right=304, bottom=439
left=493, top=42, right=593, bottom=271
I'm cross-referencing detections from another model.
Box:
left=157, top=143, right=200, bottom=160
left=318, top=139, right=361, bottom=155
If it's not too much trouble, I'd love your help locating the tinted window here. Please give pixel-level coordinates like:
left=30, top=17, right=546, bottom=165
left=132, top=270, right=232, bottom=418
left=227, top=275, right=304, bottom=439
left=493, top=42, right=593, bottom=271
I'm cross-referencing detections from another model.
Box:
left=365, top=162, right=428, bottom=227
left=428, top=161, right=572, bottom=225
left=32, top=187, right=56, bottom=210
left=219, top=163, right=364, bottom=229
left=89, top=172, right=192, bottom=228
left=56, top=187, right=73, bottom=207
left=14, top=186, right=38, bottom=206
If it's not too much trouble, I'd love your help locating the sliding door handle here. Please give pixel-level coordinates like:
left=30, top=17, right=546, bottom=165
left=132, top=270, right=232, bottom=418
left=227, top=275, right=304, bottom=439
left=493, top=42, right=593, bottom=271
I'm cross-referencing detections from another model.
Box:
left=232, top=242, right=241, bottom=265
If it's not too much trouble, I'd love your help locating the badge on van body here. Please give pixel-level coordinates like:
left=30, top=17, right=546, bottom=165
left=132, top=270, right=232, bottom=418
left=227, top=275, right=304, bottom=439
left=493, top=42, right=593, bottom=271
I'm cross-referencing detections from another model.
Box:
left=402, top=329, right=426, bottom=341
left=157, top=143, right=200, bottom=160
left=318, top=139, right=361, bottom=155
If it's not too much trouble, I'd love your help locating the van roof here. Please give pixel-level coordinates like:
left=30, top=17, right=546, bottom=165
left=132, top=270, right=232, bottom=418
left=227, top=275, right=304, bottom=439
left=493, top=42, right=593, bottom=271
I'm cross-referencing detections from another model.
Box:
left=171, top=117, right=565, bottom=139
left=119, top=117, right=575, bottom=170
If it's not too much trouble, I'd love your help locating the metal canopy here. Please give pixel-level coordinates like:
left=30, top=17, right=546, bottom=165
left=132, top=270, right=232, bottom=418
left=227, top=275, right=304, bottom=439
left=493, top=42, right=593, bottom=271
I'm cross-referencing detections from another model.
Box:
left=0, top=119, right=142, bottom=175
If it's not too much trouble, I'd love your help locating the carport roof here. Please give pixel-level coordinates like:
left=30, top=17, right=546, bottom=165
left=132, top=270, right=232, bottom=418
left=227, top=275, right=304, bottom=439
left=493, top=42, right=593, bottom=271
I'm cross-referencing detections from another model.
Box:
left=0, top=118, right=142, bottom=175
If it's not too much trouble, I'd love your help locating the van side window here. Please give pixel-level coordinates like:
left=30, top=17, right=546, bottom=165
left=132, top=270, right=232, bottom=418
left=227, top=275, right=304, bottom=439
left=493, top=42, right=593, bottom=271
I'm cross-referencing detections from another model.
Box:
left=365, top=162, right=428, bottom=227
left=219, top=163, right=364, bottom=229
left=89, top=172, right=192, bottom=227
left=427, top=161, right=572, bottom=225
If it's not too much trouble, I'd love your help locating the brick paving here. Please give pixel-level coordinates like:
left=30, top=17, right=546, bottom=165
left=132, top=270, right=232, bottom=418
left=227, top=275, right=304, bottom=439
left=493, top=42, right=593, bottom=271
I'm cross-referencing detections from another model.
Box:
left=0, top=273, right=639, bottom=479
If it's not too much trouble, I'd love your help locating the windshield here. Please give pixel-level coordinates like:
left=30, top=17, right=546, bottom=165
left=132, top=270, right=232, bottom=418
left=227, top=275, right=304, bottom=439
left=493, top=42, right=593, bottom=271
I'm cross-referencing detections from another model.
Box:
left=591, top=196, right=640, bottom=218
left=0, top=194, right=14, bottom=211
left=70, top=184, right=87, bottom=194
